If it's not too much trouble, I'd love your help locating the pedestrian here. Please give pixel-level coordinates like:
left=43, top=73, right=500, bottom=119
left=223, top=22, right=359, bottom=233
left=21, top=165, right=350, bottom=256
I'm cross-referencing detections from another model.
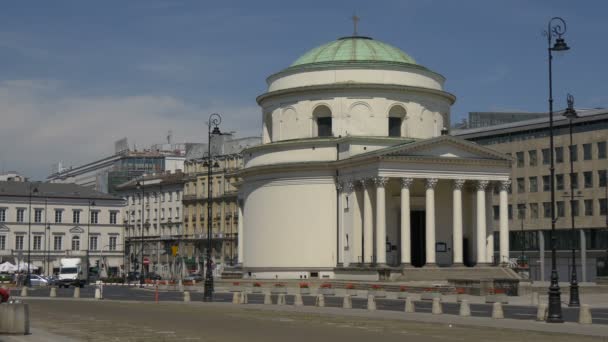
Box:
left=0, top=287, right=9, bottom=303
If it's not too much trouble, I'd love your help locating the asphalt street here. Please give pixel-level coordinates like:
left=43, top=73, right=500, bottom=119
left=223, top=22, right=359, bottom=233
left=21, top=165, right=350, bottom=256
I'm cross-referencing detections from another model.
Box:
left=10, top=286, right=608, bottom=325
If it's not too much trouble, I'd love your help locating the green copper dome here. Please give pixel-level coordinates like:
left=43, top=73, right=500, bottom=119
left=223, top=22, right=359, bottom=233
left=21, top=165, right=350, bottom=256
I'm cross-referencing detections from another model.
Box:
left=290, top=36, right=416, bottom=67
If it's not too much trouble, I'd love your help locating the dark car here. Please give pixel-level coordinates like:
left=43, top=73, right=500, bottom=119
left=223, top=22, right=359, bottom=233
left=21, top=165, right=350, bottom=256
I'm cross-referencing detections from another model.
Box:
left=146, top=273, right=162, bottom=281
left=183, top=274, right=203, bottom=282
left=127, top=272, right=140, bottom=281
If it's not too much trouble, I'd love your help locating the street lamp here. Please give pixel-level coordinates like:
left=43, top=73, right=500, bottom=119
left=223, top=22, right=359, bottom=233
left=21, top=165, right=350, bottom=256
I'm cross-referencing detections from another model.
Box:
left=26, top=183, right=39, bottom=287
left=136, top=180, right=145, bottom=287
left=563, top=94, right=580, bottom=307
left=203, top=113, right=222, bottom=302
left=86, top=200, right=96, bottom=284
left=545, top=17, right=570, bottom=323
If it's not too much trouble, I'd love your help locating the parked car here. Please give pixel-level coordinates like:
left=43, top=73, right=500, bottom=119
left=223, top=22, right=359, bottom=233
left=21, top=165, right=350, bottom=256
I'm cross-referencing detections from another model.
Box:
left=27, top=274, right=49, bottom=287
left=146, top=273, right=161, bottom=281
left=127, top=272, right=140, bottom=281
left=43, top=275, right=60, bottom=286
left=183, top=274, right=203, bottom=282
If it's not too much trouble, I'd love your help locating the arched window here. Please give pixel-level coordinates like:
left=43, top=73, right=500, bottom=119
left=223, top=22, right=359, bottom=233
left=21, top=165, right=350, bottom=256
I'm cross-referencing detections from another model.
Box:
left=313, top=105, right=332, bottom=137
left=71, top=236, right=80, bottom=251
left=388, top=106, right=407, bottom=137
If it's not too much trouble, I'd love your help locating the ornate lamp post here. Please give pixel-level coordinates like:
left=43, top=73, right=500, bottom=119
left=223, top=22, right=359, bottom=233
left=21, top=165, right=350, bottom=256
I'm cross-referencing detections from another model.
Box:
left=545, top=17, right=570, bottom=323
left=136, top=180, right=145, bottom=287
left=26, top=183, right=39, bottom=287
left=203, top=113, right=222, bottom=302
left=86, top=200, right=96, bottom=283
left=563, top=94, right=580, bottom=307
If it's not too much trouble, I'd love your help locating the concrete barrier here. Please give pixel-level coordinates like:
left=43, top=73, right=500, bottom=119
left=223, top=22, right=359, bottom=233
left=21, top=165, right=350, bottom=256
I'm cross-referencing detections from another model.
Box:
left=232, top=292, right=241, bottom=304
left=431, top=297, right=442, bottom=315
left=343, top=294, right=352, bottom=309
left=404, top=297, right=415, bottom=313
left=367, top=295, right=376, bottom=311
left=94, top=287, right=103, bottom=300
left=49, top=287, right=57, bottom=298
left=19, top=287, right=27, bottom=297
left=240, top=292, right=248, bottom=304
left=579, top=304, right=592, bottom=324
left=459, top=299, right=471, bottom=317
left=264, top=292, right=272, bottom=305
left=277, top=294, right=286, bottom=306
left=421, top=292, right=441, bottom=301
left=315, top=294, right=325, bottom=307
left=183, top=291, right=191, bottom=302
left=531, top=292, right=539, bottom=305
left=536, top=303, right=547, bottom=321
left=73, top=287, right=80, bottom=298
left=0, top=303, right=29, bottom=334
left=485, top=294, right=508, bottom=304
left=492, top=302, right=504, bottom=319
left=178, top=279, right=184, bottom=292
left=294, top=293, right=303, bottom=307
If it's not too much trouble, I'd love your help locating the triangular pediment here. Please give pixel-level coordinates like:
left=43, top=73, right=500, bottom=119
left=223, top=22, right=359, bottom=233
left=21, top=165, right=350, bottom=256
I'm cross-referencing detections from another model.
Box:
left=69, top=226, right=85, bottom=234
left=378, top=135, right=510, bottom=160
left=0, top=224, right=9, bottom=232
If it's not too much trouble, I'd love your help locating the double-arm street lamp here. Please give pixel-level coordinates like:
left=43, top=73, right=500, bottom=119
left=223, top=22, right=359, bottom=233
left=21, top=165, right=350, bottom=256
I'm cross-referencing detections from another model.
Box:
left=203, top=113, right=222, bottom=302
left=86, top=200, right=96, bottom=283
left=26, top=183, right=39, bottom=287
left=136, top=179, right=146, bottom=287
left=545, top=17, right=571, bottom=323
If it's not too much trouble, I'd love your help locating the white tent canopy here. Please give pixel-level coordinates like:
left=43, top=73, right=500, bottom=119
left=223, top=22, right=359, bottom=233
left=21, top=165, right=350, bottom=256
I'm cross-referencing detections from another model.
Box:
left=14, top=261, right=38, bottom=272
left=0, top=262, right=17, bottom=273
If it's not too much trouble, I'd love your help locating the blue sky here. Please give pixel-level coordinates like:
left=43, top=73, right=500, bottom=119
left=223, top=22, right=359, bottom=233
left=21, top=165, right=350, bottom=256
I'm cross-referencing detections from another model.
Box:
left=1, top=0, right=606, bottom=179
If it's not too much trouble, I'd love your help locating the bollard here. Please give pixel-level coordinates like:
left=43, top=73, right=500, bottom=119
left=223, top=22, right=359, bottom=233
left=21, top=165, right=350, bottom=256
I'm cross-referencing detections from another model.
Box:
left=431, top=297, right=442, bottom=315
left=183, top=291, right=191, bottom=302
left=294, top=293, right=303, bottom=307
left=178, top=279, right=184, bottom=292
left=367, top=295, right=376, bottom=311
left=315, top=294, right=325, bottom=307
left=232, top=291, right=241, bottom=304
left=579, top=304, right=592, bottom=324
left=73, top=287, right=80, bottom=298
left=343, top=294, right=352, bottom=309
left=536, top=303, right=547, bottom=321
left=49, top=287, right=57, bottom=298
left=264, top=292, right=272, bottom=305
left=492, top=302, right=504, bottom=319
left=459, top=299, right=471, bottom=317
left=94, top=287, right=102, bottom=300
left=240, top=292, right=248, bottom=304
left=277, top=293, right=286, bottom=306
left=0, top=303, right=30, bottom=334
left=531, top=292, right=539, bottom=306
left=404, top=296, right=415, bottom=313
left=20, top=287, right=27, bottom=298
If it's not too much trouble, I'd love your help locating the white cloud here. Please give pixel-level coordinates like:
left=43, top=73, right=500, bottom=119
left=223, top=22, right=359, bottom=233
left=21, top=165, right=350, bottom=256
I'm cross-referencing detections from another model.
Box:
left=0, top=79, right=260, bottom=180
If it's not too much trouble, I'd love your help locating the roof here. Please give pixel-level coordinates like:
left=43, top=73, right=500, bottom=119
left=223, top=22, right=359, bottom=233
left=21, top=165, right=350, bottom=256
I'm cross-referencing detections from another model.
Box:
left=0, top=181, right=121, bottom=200
left=114, top=172, right=186, bottom=191
left=290, top=36, right=417, bottom=68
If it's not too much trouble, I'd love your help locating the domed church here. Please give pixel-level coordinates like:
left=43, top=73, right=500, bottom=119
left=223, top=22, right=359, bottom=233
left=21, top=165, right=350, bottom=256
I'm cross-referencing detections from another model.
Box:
left=237, top=32, right=512, bottom=280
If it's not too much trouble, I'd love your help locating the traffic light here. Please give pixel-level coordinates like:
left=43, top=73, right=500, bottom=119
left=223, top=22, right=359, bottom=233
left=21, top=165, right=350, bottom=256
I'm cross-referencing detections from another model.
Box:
left=171, top=245, right=179, bottom=256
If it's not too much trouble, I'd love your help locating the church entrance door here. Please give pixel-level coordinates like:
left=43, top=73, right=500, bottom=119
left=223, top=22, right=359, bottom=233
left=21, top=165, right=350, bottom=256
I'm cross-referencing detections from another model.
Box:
left=410, top=211, right=426, bottom=267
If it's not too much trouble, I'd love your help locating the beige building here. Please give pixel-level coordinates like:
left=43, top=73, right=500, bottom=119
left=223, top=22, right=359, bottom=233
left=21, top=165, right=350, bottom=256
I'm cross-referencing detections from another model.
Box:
left=455, top=108, right=608, bottom=282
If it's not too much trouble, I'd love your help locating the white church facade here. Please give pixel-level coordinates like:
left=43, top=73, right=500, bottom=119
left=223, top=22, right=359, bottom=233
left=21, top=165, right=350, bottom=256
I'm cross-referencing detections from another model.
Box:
left=238, top=34, right=512, bottom=280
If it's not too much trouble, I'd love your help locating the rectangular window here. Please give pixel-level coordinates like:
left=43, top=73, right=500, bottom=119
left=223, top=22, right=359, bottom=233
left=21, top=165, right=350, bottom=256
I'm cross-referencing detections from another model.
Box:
left=516, top=152, right=524, bottom=168
left=600, top=198, right=607, bottom=216
left=530, top=203, right=539, bottom=219
left=109, top=236, right=117, bottom=251
left=556, top=174, right=564, bottom=191
left=317, top=117, right=332, bottom=137
left=528, top=150, right=537, bottom=166
left=571, top=200, right=579, bottom=217
left=33, top=235, right=41, bottom=250
left=17, top=209, right=24, bottom=223
left=55, top=210, right=62, bottom=223
left=543, top=202, right=552, bottom=218
left=556, top=201, right=565, bottom=218
left=517, top=177, right=525, bottom=193
left=71, top=237, right=80, bottom=251
left=570, top=173, right=578, bottom=189
left=584, top=199, right=593, bottom=216
left=34, top=209, right=42, bottom=223
left=600, top=170, right=607, bottom=187
left=176, top=207, right=180, bottom=218
left=90, top=236, right=98, bottom=251
left=493, top=206, right=499, bottom=220
left=15, top=236, right=23, bottom=250
left=0, top=236, right=5, bottom=250
left=91, top=211, right=99, bottom=224
left=176, top=191, right=181, bottom=201
left=529, top=177, right=538, bottom=192
left=542, top=148, right=551, bottom=165
left=73, top=210, right=80, bottom=224
left=584, top=171, right=593, bottom=188
left=517, top=204, right=526, bottom=219
left=555, top=147, right=564, bottom=163
left=583, top=143, right=592, bottom=160
left=598, top=141, right=607, bottom=159
left=542, top=175, right=551, bottom=192
left=570, top=145, right=578, bottom=162
left=161, top=208, right=165, bottom=220
left=388, top=117, right=401, bottom=137
left=168, top=192, right=172, bottom=202
left=53, top=236, right=62, bottom=251
left=0, top=209, right=5, bottom=222
left=508, top=204, right=513, bottom=220
left=110, top=212, right=117, bottom=224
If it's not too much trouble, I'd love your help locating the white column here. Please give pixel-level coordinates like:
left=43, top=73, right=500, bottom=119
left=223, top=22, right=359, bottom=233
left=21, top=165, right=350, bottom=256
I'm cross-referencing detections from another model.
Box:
left=452, top=179, right=465, bottom=265
left=361, top=179, right=374, bottom=264
left=499, top=180, right=510, bottom=265
left=400, top=178, right=413, bottom=266
left=374, top=177, right=388, bottom=265
left=237, top=200, right=243, bottom=265
left=476, top=180, right=489, bottom=265
left=343, top=180, right=355, bottom=267
left=336, top=181, right=344, bottom=266
left=425, top=178, right=438, bottom=266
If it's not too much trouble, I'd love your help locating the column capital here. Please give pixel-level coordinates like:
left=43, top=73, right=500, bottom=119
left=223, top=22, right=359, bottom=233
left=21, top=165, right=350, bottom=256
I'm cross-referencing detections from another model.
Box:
left=453, top=179, right=466, bottom=190
left=499, top=180, right=511, bottom=192
left=336, top=182, right=344, bottom=192
left=357, top=178, right=369, bottom=188
left=342, top=179, right=355, bottom=193
left=476, top=180, right=489, bottom=191
left=373, top=177, right=389, bottom=188
left=425, top=178, right=438, bottom=190
left=400, top=177, right=414, bottom=189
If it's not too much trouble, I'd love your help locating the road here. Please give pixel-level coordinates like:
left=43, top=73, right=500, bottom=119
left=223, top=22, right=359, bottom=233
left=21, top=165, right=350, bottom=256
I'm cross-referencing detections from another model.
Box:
left=10, top=286, right=608, bottom=325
